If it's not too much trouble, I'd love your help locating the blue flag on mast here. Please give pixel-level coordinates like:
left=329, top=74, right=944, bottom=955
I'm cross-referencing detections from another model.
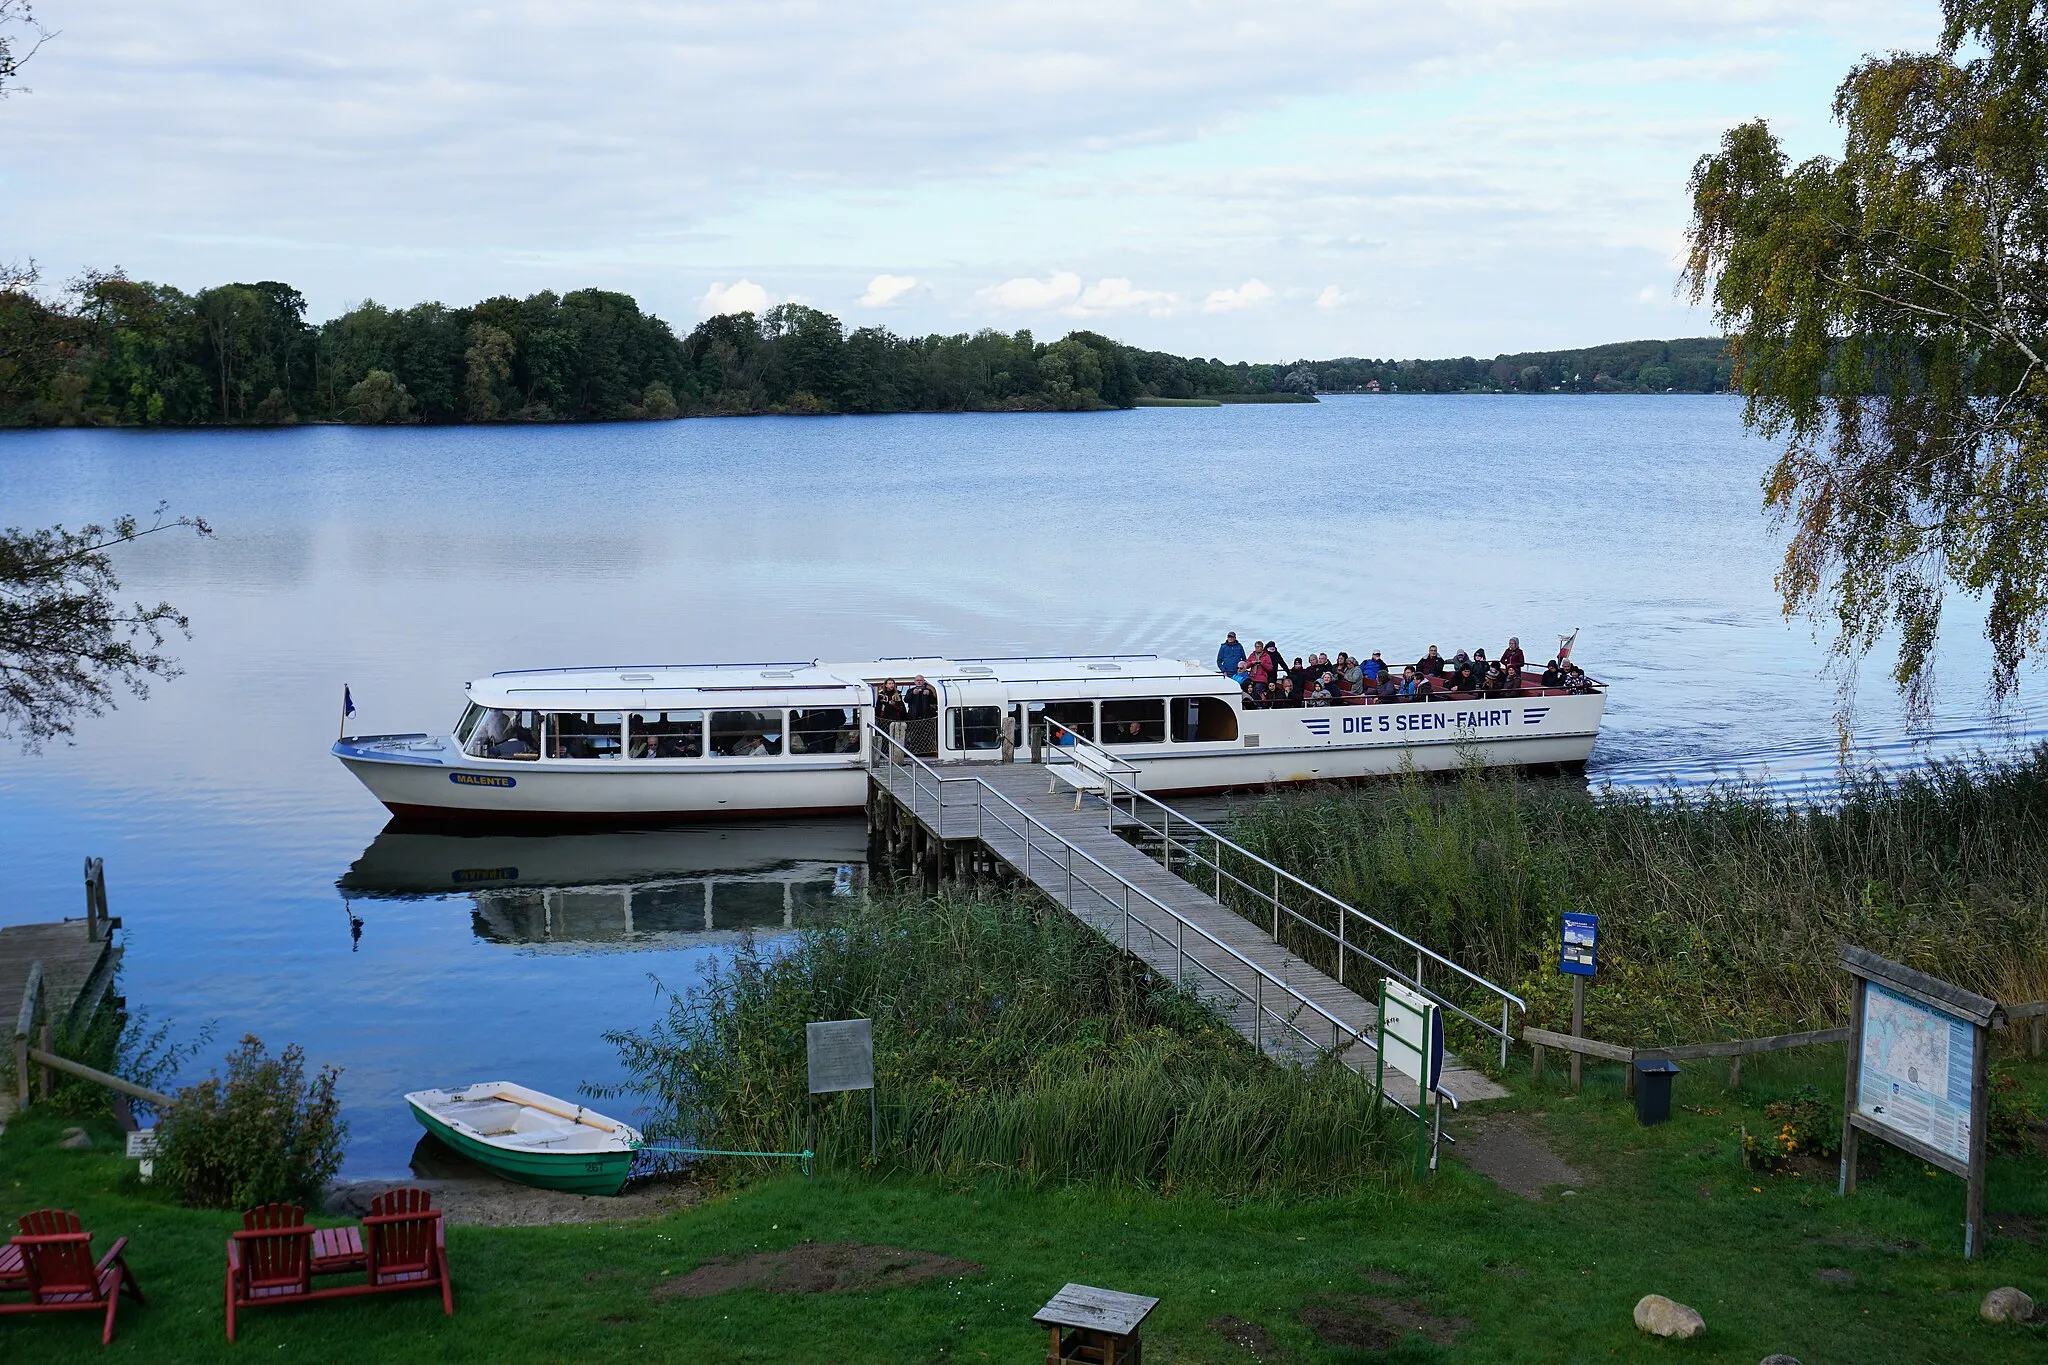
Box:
left=343, top=685, right=356, bottom=718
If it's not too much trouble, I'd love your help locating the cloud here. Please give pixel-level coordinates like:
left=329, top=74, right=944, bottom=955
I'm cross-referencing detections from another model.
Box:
left=977, top=272, right=1082, bottom=310
left=1636, top=285, right=1661, bottom=303
left=859, top=273, right=920, bottom=307
left=700, top=279, right=771, bottom=316
left=1203, top=279, right=1272, bottom=313
left=1072, top=277, right=1177, bottom=316
left=1316, top=284, right=1357, bottom=311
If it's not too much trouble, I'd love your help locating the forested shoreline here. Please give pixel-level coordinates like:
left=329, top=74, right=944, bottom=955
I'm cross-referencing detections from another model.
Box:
left=0, top=271, right=1731, bottom=428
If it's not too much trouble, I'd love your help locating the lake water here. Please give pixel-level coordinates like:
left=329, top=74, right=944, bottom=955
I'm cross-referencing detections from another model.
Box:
left=2, top=397, right=2041, bottom=1174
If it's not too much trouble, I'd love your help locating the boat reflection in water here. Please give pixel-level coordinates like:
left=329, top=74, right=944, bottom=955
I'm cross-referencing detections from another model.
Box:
left=337, top=819, right=867, bottom=949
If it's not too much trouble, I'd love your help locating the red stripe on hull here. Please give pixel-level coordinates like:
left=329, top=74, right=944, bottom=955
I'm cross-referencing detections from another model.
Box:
left=382, top=801, right=866, bottom=830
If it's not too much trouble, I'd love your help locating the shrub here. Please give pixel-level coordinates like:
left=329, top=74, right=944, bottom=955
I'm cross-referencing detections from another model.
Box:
left=154, top=1035, right=347, bottom=1209
left=1989, top=1066, right=2044, bottom=1156
left=1741, top=1084, right=1841, bottom=1170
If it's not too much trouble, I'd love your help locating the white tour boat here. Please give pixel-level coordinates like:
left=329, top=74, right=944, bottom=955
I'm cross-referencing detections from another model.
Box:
left=333, top=653, right=1605, bottom=824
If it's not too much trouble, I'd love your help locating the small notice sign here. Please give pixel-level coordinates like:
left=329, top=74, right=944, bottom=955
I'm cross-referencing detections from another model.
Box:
left=1377, top=980, right=1444, bottom=1109
left=806, top=1018, right=875, bottom=1095
left=1560, top=912, right=1597, bottom=977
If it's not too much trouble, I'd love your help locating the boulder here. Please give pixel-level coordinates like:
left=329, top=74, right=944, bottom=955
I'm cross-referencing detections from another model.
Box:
left=1633, top=1294, right=1706, bottom=1339
left=57, top=1126, right=92, bottom=1150
left=1980, top=1287, right=2035, bottom=1324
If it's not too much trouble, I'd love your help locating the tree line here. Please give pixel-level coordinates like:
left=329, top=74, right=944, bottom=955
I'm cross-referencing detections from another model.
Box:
left=0, top=270, right=1732, bottom=427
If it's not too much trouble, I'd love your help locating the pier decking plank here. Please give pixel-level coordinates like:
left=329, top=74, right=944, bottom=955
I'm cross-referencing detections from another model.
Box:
left=873, top=761, right=1506, bottom=1101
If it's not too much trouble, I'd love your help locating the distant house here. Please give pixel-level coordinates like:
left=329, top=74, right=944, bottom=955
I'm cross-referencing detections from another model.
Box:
left=1366, top=379, right=1381, bottom=393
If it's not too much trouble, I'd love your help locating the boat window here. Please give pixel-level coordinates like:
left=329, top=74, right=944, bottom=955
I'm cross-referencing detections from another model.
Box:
left=455, top=702, right=488, bottom=745
left=1101, top=698, right=1165, bottom=744
left=1171, top=697, right=1240, bottom=743
left=710, top=710, right=784, bottom=758
left=464, top=708, right=543, bottom=759
left=546, top=711, right=624, bottom=760
left=629, top=710, right=704, bottom=758
left=789, top=707, right=860, bottom=755
left=947, top=706, right=1004, bottom=751
left=1039, top=700, right=1095, bottom=744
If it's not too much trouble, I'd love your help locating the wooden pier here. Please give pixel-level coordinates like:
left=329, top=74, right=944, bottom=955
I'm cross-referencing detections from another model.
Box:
left=4, top=858, right=122, bottom=1118
left=868, top=747, right=1508, bottom=1101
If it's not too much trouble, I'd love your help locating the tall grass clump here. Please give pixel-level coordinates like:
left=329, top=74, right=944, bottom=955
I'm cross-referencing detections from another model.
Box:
left=1229, top=749, right=2048, bottom=1046
left=600, top=889, right=1393, bottom=1195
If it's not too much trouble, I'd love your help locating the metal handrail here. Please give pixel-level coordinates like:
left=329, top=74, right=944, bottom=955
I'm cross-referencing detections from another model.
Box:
left=1045, top=718, right=1525, bottom=1068
left=867, top=727, right=1371, bottom=1063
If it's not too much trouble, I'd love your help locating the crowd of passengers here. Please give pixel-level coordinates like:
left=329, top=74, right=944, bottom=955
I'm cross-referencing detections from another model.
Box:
left=1214, top=631, right=1594, bottom=708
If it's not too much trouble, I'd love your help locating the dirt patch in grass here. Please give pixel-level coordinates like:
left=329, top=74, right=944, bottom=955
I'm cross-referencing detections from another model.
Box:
left=1988, top=1211, right=2047, bottom=1247
left=1212, top=1315, right=1288, bottom=1360
left=1816, top=1267, right=1858, bottom=1286
left=1300, top=1295, right=1469, bottom=1350
left=1808, top=1232, right=1922, bottom=1254
left=655, top=1241, right=981, bottom=1299
left=1452, top=1117, right=1586, bottom=1199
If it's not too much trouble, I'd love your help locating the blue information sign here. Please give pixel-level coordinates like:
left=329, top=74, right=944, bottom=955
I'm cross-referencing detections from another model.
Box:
left=1561, top=912, right=1597, bottom=977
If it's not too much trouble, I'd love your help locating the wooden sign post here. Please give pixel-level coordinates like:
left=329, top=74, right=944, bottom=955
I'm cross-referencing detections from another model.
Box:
left=1837, top=946, right=2003, bottom=1258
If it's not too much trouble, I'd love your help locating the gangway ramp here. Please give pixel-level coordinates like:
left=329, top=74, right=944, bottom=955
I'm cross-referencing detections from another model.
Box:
left=867, top=731, right=1512, bottom=1100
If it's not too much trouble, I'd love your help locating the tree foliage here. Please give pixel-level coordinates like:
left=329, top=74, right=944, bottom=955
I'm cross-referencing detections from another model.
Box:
left=0, top=0, right=50, bottom=100
left=0, top=503, right=211, bottom=748
left=0, top=269, right=1733, bottom=430
left=1685, top=0, right=2048, bottom=705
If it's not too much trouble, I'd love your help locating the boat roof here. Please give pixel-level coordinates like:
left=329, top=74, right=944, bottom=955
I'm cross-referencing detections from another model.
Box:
left=465, top=654, right=1223, bottom=708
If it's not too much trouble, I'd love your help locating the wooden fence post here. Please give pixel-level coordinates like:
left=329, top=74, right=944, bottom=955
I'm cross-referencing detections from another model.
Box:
left=1569, top=976, right=1584, bottom=1092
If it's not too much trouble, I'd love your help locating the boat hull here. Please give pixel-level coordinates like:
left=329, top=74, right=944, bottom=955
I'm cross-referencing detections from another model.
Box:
left=408, top=1101, right=635, bottom=1195
left=336, top=690, right=1605, bottom=826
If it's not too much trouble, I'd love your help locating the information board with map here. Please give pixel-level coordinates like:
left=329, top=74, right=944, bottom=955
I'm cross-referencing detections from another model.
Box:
left=1855, top=983, right=1975, bottom=1165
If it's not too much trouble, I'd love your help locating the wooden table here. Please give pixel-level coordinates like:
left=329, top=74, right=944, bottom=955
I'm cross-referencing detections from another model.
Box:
left=1033, top=1283, right=1159, bottom=1365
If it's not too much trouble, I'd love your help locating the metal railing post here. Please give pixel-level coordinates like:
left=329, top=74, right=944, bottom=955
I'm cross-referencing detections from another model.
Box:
left=1273, top=870, right=1281, bottom=938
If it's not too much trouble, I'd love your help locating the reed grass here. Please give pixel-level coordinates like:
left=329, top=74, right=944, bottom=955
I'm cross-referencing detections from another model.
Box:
left=1227, top=750, right=2048, bottom=1047
left=599, top=889, right=1395, bottom=1194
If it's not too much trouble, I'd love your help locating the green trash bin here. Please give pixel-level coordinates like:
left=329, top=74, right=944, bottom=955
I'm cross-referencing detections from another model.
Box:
left=1634, top=1058, right=1679, bottom=1126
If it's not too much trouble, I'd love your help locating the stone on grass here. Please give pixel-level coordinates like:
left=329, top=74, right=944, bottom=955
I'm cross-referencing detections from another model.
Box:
left=1633, top=1294, right=1706, bottom=1339
left=1980, top=1287, right=2034, bottom=1323
left=57, top=1126, right=91, bottom=1150
left=1759, top=1355, right=1802, bottom=1364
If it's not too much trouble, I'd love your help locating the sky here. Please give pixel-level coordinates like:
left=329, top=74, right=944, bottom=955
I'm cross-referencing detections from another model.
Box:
left=0, top=1, right=1941, bottom=359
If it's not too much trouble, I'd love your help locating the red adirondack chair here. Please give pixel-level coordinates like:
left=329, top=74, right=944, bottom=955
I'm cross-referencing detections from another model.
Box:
left=226, top=1188, right=451, bottom=1341
left=0, top=1209, right=146, bottom=1346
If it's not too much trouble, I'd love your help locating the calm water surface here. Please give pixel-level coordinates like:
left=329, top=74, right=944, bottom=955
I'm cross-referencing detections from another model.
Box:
left=2, top=397, right=2040, bottom=1173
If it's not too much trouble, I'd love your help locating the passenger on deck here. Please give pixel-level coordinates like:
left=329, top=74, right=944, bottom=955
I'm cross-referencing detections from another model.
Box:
left=1336, top=653, right=1362, bottom=696
left=1397, top=666, right=1418, bottom=700
left=1416, top=646, right=1445, bottom=678
left=905, top=676, right=938, bottom=722
left=1373, top=670, right=1399, bottom=702
left=1363, top=651, right=1386, bottom=684
left=1414, top=671, right=1435, bottom=703
left=1502, top=637, right=1526, bottom=676
left=877, top=680, right=908, bottom=727
left=1541, top=659, right=1563, bottom=688
left=1450, top=650, right=1475, bottom=692
left=1305, top=672, right=1333, bottom=705
left=1217, top=632, right=1246, bottom=675
left=1272, top=676, right=1299, bottom=708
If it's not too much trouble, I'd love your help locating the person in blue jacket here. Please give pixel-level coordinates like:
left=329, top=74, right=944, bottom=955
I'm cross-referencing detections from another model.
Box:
left=1216, top=631, right=1246, bottom=675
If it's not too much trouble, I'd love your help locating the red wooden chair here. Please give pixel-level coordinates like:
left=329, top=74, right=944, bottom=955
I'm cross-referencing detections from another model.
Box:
left=0, top=1242, right=23, bottom=1292
left=225, top=1188, right=451, bottom=1341
left=363, top=1188, right=453, bottom=1315
left=0, top=1209, right=145, bottom=1346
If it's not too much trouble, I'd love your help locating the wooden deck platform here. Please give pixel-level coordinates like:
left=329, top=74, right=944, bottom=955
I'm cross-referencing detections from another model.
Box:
left=872, top=759, right=1506, bottom=1102
left=2, top=918, right=119, bottom=1119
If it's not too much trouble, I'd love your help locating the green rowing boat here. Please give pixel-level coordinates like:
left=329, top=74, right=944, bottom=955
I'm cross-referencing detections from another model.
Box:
left=405, top=1081, right=642, bottom=1195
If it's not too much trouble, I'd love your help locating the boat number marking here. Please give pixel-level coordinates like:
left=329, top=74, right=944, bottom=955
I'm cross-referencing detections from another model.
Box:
left=451, top=772, right=516, bottom=788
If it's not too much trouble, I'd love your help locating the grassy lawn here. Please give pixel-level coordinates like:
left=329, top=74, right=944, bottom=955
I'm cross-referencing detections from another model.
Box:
left=4, top=1050, right=2044, bottom=1362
